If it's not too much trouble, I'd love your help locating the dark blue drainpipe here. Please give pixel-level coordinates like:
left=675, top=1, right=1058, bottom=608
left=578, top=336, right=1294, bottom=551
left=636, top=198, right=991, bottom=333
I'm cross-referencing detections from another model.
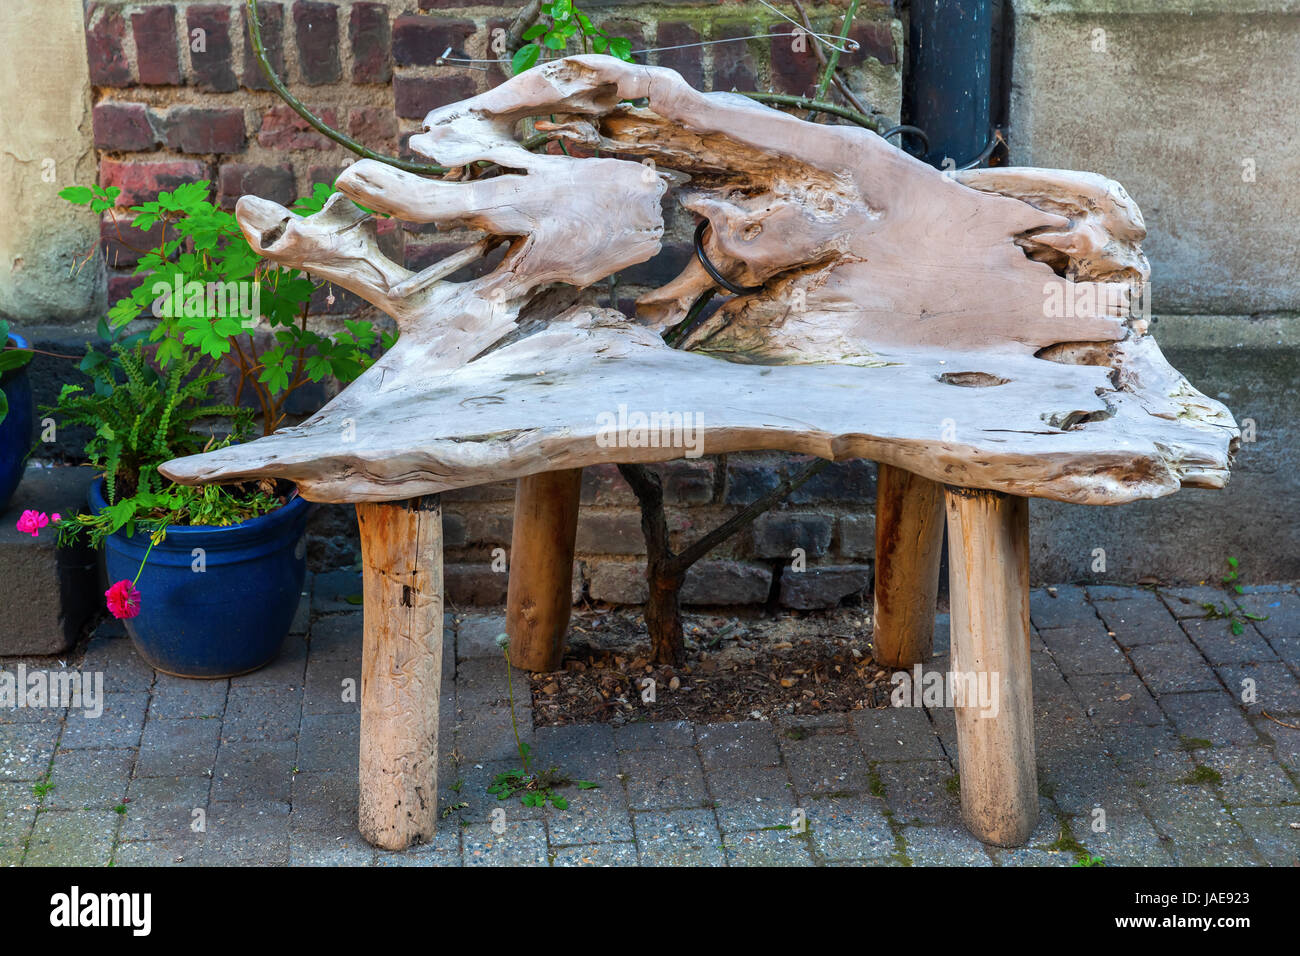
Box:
left=904, top=0, right=997, bottom=169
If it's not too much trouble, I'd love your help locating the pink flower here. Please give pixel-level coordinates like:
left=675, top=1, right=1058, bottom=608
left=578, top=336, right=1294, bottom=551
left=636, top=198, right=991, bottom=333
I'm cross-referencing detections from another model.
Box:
left=15, top=510, right=49, bottom=537
left=105, top=580, right=142, bottom=620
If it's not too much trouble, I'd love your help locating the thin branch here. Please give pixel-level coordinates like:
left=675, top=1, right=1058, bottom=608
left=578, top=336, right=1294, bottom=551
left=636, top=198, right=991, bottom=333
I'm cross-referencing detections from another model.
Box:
left=811, top=0, right=860, bottom=111
left=738, top=92, right=880, bottom=132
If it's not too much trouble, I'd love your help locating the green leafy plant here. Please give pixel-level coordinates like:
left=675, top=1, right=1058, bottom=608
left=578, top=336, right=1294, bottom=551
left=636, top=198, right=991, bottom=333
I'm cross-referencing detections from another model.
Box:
left=512, top=1, right=634, bottom=73
left=1200, top=556, right=1268, bottom=636
left=59, top=181, right=395, bottom=436
left=487, top=633, right=598, bottom=810
left=46, top=342, right=282, bottom=549
left=0, top=319, right=34, bottom=424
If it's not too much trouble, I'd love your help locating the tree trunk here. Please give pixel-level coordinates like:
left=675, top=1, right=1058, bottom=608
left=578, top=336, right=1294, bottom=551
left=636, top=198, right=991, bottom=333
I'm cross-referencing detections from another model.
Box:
left=646, top=564, right=686, bottom=667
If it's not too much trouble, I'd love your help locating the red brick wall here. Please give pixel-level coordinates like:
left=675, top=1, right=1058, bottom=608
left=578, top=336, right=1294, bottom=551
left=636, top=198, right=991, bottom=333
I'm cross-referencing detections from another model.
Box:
left=80, top=0, right=901, bottom=610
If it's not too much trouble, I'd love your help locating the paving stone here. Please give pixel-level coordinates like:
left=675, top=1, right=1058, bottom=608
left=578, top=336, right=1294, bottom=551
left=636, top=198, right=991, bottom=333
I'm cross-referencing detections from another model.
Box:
left=1141, top=784, right=1261, bottom=866
left=135, top=716, right=221, bottom=777
left=1237, top=590, right=1300, bottom=643
left=1085, top=585, right=1143, bottom=601
left=113, top=834, right=211, bottom=866
left=1037, top=624, right=1130, bottom=675
left=1183, top=617, right=1278, bottom=666
left=455, top=612, right=509, bottom=661
left=1159, top=691, right=1260, bottom=747
left=121, top=775, right=210, bottom=842
left=1128, top=640, right=1219, bottom=695
left=804, top=795, right=894, bottom=861
left=228, top=635, right=309, bottom=689
left=1159, top=586, right=1231, bottom=619
left=24, top=809, right=118, bottom=866
left=633, top=808, right=726, bottom=866
left=455, top=706, right=530, bottom=764
left=1069, top=674, right=1165, bottom=731
left=899, top=824, right=993, bottom=866
left=619, top=747, right=707, bottom=810
left=876, top=760, right=961, bottom=826
left=60, top=691, right=147, bottom=749
left=0, top=782, right=37, bottom=865
left=311, top=569, right=364, bottom=613
left=782, top=732, right=871, bottom=795
left=1229, top=805, right=1300, bottom=866
left=542, top=781, right=634, bottom=844
left=222, top=684, right=303, bottom=741
left=1029, top=585, right=1098, bottom=630
left=205, top=801, right=291, bottom=864
left=297, top=712, right=360, bottom=773
left=288, top=827, right=376, bottom=866
left=454, top=657, right=513, bottom=708
left=462, top=818, right=550, bottom=866
left=551, top=841, right=640, bottom=866
left=443, top=759, right=547, bottom=824
left=1101, top=723, right=1198, bottom=786
left=723, top=826, right=816, bottom=866
left=1094, top=592, right=1188, bottom=646
left=1201, top=746, right=1300, bottom=806
left=150, top=675, right=229, bottom=719
left=852, top=706, right=945, bottom=761
left=45, top=747, right=134, bottom=809
left=373, top=824, right=461, bottom=867
left=1074, top=799, right=1173, bottom=866
left=1273, top=637, right=1300, bottom=667
left=0, top=692, right=66, bottom=725
left=707, top=765, right=798, bottom=833
left=696, top=720, right=781, bottom=770
left=1037, top=746, right=1121, bottom=815
left=993, top=846, right=1077, bottom=867
left=532, top=722, right=618, bottom=779
left=613, top=719, right=695, bottom=751
left=289, top=769, right=358, bottom=831
left=1216, top=661, right=1300, bottom=715
left=303, top=658, right=362, bottom=715
left=306, top=612, right=363, bottom=661
left=211, top=739, right=296, bottom=802
left=80, top=627, right=156, bottom=692
left=0, top=723, right=59, bottom=781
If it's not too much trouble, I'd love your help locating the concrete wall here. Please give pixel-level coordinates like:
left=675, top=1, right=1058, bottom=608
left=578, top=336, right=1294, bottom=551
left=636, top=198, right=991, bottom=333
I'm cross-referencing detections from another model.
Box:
left=1010, top=0, right=1300, bottom=584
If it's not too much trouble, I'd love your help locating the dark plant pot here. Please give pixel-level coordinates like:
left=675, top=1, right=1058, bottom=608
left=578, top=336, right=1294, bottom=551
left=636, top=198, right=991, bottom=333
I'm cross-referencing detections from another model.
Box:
left=90, top=478, right=311, bottom=679
left=0, top=332, right=34, bottom=512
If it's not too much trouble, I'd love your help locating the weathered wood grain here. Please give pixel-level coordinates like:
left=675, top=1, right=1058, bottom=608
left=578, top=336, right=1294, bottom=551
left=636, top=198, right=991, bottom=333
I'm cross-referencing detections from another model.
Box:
left=872, top=464, right=945, bottom=667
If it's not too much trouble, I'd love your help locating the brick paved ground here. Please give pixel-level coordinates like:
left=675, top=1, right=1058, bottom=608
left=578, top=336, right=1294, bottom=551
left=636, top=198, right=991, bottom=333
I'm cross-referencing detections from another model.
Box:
left=3, top=578, right=1299, bottom=866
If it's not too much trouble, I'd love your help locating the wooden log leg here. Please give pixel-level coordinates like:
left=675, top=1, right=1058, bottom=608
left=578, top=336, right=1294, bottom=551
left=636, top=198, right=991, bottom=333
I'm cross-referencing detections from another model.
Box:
left=872, top=463, right=945, bottom=666
left=507, top=468, right=583, bottom=672
left=943, top=487, right=1038, bottom=847
left=355, top=495, right=443, bottom=851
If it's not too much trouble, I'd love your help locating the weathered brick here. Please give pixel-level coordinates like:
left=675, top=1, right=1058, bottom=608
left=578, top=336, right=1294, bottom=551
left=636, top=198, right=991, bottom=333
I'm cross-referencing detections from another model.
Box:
left=100, top=216, right=172, bottom=270
left=217, top=162, right=296, bottom=211
left=187, top=4, right=238, bottom=92
left=92, top=103, right=157, bottom=152
left=589, top=562, right=647, bottom=604
left=779, top=564, right=872, bottom=610
left=394, top=75, right=478, bottom=119
left=132, top=5, right=182, bottom=86
left=837, top=513, right=875, bottom=558
left=713, top=22, right=758, bottom=92
left=241, top=0, right=286, bottom=91
left=99, top=159, right=211, bottom=207
left=661, top=459, right=715, bottom=505
left=655, top=21, right=703, bottom=88
left=307, top=165, right=346, bottom=189
left=403, top=240, right=501, bottom=281
left=350, top=2, right=392, bottom=84
left=770, top=24, right=820, bottom=96
left=162, top=107, right=247, bottom=154
left=258, top=105, right=338, bottom=150
left=293, top=1, right=341, bottom=85
left=680, top=560, right=772, bottom=605
left=846, top=20, right=897, bottom=67
left=446, top=563, right=509, bottom=606
left=581, top=463, right=636, bottom=506
left=348, top=107, right=398, bottom=147
left=789, top=458, right=876, bottom=503
left=393, top=15, right=475, bottom=67
left=107, top=272, right=145, bottom=304
left=577, top=512, right=646, bottom=555
left=86, top=4, right=133, bottom=86
left=752, top=512, right=832, bottom=559
left=725, top=455, right=782, bottom=504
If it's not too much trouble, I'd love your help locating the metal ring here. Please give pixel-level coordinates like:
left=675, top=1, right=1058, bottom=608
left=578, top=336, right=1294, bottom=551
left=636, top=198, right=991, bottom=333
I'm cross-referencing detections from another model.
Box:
left=693, top=220, right=764, bottom=296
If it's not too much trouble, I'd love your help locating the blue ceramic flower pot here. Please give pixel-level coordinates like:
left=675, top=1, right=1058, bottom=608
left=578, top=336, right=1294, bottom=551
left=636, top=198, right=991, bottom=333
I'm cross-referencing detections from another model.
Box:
left=90, top=478, right=311, bottom=678
left=0, top=332, right=34, bottom=512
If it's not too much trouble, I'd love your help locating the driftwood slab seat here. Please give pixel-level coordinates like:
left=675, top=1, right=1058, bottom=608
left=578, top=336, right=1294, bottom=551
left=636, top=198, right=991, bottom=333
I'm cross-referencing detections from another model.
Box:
left=161, top=57, right=1237, bottom=850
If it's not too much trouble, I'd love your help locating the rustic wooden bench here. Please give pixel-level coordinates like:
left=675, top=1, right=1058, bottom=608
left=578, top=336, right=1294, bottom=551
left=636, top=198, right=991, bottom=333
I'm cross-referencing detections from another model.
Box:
left=162, top=57, right=1238, bottom=850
